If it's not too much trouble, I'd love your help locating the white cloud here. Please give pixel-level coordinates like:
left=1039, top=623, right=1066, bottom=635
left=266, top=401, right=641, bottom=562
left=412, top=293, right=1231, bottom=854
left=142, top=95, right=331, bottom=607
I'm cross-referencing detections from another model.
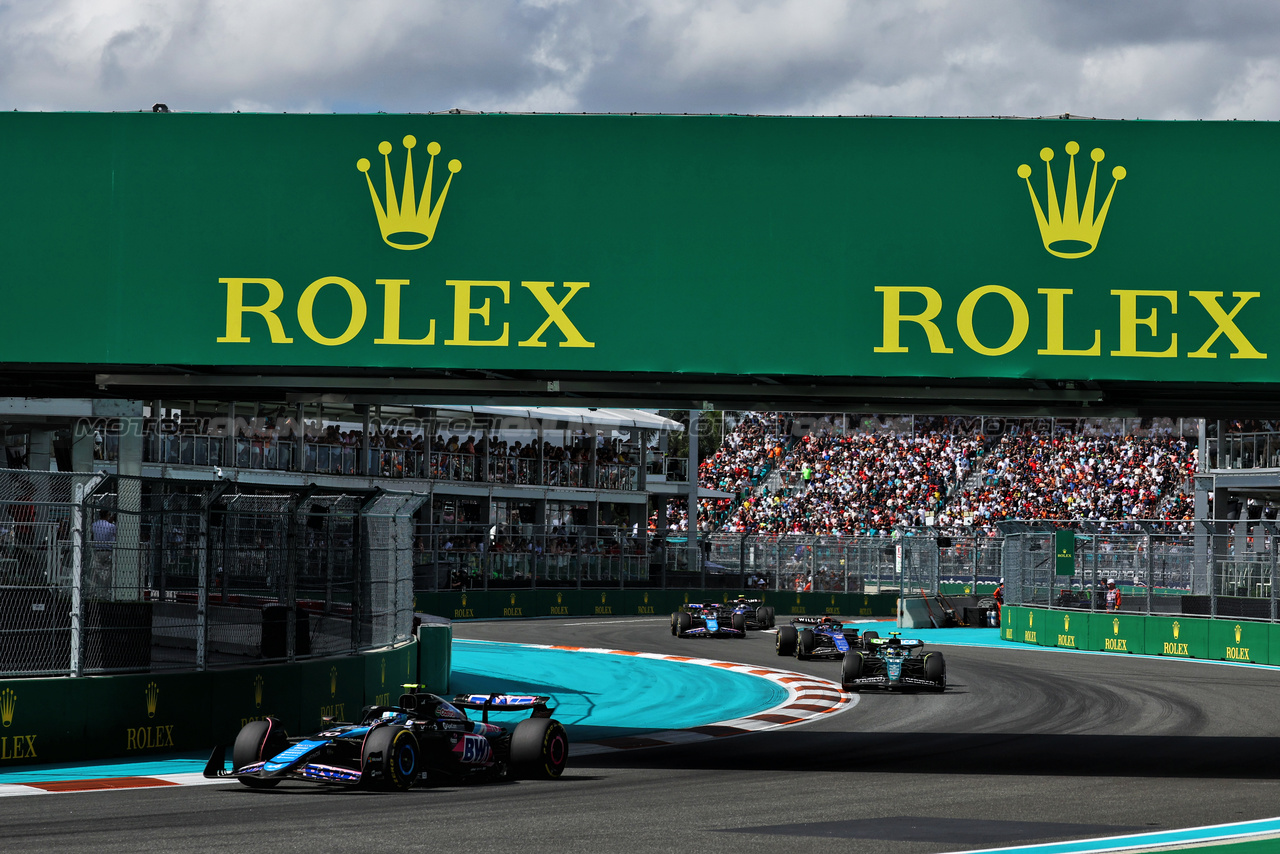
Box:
left=2, top=0, right=1280, bottom=118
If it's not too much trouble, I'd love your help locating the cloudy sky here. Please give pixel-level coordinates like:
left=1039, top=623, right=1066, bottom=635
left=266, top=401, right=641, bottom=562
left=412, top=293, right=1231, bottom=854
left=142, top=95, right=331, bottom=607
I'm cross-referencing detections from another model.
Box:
left=2, top=0, right=1279, bottom=119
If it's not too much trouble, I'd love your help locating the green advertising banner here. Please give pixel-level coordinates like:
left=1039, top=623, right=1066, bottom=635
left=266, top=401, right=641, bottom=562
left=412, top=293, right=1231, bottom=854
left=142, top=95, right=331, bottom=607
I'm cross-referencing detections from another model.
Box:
left=1055, top=529, right=1076, bottom=576
left=1208, top=619, right=1269, bottom=665
left=1087, top=612, right=1145, bottom=654
left=1, top=113, right=1278, bottom=383
left=1037, top=608, right=1090, bottom=649
left=1145, top=616, right=1210, bottom=659
left=1001, top=606, right=1019, bottom=642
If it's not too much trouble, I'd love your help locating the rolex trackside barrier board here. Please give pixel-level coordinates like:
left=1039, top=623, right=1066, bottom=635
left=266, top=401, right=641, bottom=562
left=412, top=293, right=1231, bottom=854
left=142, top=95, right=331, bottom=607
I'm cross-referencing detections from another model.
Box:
left=1, top=112, right=1276, bottom=381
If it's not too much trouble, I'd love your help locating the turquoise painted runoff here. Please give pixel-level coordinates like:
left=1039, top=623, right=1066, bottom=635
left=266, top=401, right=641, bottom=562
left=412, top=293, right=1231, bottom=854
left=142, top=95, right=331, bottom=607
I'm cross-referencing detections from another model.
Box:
left=449, top=640, right=788, bottom=742
left=0, top=638, right=789, bottom=784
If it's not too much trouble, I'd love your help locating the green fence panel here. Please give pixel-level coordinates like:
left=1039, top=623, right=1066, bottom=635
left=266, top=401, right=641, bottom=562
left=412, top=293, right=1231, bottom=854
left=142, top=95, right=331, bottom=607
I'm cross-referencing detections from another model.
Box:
left=1144, top=616, right=1209, bottom=659
left=364, top=644, right=418, bottom=709
left=1016, top=606, right=1041, bottom=645
left=1033, top=607, right=1057, bottom=647
left=532, top=588, right=579, bottom=617
left=1209, top=619, right=1269, bottom=664
left=295, top=657, right=365, bottom=733
left=586, top=589, right=622, bottom=617
left=209, top=664, right=303, bottom=742
left=1001, top=606, right=1019, bottom=642
left=1088, top=612, right=1145, bottom=654
left=1049, top=610, right=1088, bottom=650
left=0, top=676, right=87, bottom=766
left=417, top=624, right=452, bottom=694
left=80, top=672, right=213, bottom=760
left=940, top=582, right=1000, bottom=596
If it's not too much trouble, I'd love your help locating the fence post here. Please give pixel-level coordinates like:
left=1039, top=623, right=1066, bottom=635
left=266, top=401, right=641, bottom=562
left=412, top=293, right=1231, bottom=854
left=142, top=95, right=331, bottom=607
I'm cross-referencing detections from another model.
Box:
left=1271, top=535, right=1277, bottom=622
left=197, top=508, right=208, bottom=671
left=971, top=534, right=979, bottom=595
left=1152, top=535, right=1162, bottom=614
left=70, top=482, right=85, bottom=678
left=1209, top=530, right=1218, bottom=619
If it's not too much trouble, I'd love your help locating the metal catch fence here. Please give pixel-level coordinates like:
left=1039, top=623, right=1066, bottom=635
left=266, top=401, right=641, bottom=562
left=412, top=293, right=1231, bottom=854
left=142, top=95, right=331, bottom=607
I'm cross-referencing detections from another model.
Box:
left=0, top=471, right=421, bottom=677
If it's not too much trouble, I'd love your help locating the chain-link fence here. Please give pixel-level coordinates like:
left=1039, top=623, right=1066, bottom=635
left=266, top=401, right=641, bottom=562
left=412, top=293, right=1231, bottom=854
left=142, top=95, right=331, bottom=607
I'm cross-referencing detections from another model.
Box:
left=701, top=531, right=1003, bottom=594
left=1001, top=519, right=1280, bottom=621
left=0, top=472, right=421, bottom=677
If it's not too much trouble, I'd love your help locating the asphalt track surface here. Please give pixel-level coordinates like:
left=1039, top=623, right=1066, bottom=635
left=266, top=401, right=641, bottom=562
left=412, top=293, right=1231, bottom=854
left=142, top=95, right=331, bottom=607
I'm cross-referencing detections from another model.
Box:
left=7, top=616, right=1280, bottom=854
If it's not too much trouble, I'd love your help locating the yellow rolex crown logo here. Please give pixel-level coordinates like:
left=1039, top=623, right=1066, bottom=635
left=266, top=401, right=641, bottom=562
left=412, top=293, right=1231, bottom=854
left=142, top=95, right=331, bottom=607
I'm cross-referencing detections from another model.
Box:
left=1063, top=614, right=1070, bottom=632
left=600, top=593, right=607, bottom=603
left=461, top=593, right=467, bottom=606
left=557, top=593, right=563, bottom=604
left=1172, top=621, right=1180, bottom=640
left=1017, top=141, right=1125, bottom=259
left=357, top=136, right=461, bottom=250
left=1113, top=617, right=1120, bottom=635
left=510, top=593, right=516, bottom=605
left=1236, top=624, right=1243, bottom=644
left=330, top=666, right=338, bottom=698
left=253, top=674, right=264, bottom=708
left=145, top=682, right=160, bottom=719
left=643, top=592, right=649, bottom=604
left=0, top=688, right=15, bottom=727
left=381, top=658, right=386, bottom=686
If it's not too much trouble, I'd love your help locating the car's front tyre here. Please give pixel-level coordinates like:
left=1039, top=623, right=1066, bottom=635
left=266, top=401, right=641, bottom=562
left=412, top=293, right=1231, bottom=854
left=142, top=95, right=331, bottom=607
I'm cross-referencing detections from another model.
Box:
left=363, top=725, right=420, bottom=791
left=776, top=625, right=797, bottom=656
left=232, top=718, right=289, bottom=789
left=796, top=629, right=815, bottom=660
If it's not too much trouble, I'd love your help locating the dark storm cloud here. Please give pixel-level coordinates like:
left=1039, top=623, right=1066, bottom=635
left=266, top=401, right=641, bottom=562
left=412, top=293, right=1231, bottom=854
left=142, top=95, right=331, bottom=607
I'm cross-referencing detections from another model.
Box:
left=3, top=0, right=1280, bottom=119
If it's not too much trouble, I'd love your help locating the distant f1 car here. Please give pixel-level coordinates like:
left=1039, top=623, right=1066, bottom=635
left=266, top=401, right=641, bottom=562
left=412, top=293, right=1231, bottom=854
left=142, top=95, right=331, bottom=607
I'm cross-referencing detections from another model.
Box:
left=204, top=688, right=569, bottom=790
left=842, top=633, right=946, bottom=693
left=775, top=616, right=878, bottom=660
left=721, top=597, right=776, bottom=630
left=671, top=602, right=747, bottom=638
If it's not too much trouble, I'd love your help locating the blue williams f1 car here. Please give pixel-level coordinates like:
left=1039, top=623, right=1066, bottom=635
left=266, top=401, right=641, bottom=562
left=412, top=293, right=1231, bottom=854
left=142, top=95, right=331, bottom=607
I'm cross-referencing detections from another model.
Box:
left=841, top=633, right=946, bottom=693
left=775, top=616, right=878, bottom=660
left=204, top=688, right=569, bottom=790
left=671, top=603, right=747, bottom=638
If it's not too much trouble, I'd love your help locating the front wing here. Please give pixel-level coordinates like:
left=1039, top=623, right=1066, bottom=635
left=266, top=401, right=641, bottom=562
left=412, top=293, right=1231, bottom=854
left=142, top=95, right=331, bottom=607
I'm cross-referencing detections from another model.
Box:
left=203, top=740, right=366, bottom=786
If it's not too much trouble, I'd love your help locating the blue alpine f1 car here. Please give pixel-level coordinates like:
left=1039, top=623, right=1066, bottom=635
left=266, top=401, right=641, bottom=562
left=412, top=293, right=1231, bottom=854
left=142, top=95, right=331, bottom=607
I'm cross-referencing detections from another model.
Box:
left=775, top=616, right=878, bottom=660
left=204, top=688, right=569, bottom=790
left=842, top=633, right=946, bottom=693
left=671, top=602, right=747, bottom=638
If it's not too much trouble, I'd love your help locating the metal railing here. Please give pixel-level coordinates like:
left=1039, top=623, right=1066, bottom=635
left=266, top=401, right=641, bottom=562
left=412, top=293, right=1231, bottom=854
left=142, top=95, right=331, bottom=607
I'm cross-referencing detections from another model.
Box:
left=141, top=435, right=645, bottom=491
left=1211, top=432, right=1280, bottom=470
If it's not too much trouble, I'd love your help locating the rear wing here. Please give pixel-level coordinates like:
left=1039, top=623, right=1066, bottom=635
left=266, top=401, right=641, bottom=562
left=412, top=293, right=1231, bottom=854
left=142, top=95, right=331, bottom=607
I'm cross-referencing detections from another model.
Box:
left=682, top=602, right=723, bottom=611
left=791, top=616, right=845, bottom=627
left=869, top=637, right=924, bottom=649
left=451, top=693, right=555, bottom=722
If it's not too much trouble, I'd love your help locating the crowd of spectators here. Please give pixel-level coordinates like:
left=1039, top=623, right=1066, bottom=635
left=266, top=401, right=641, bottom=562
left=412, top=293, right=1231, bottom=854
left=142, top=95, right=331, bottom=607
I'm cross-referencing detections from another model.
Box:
left=950, top=433, right=1197, bottom=523
left=716, top=431, right=981, bottom=535
left=687, top=415, right=1199, bottom=536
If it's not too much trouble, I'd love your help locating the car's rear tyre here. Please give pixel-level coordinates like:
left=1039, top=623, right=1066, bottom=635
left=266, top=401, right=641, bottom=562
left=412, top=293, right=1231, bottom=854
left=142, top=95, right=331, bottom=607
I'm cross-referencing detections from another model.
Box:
left=232, top=718, right=288, bottom=788
left=670, top=612, right=681, bottom=636
left=363, top=725, right=419, bottom=790
left=676, top=612, right=692, bottom=637
left=923, top=651, right=946, bottom=691
left=797, top=629, right=815, bottom=660
left=732, top=613, right=747, bottom=634
left=776, top=625, right=797, bottom=656
left=766, top=606, right=776, bottom=627
left=861, top=629, right=879, bottom=649
left=511, top=717, right=569, bottom=779
left=841, top=651, right=864, bottom=691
